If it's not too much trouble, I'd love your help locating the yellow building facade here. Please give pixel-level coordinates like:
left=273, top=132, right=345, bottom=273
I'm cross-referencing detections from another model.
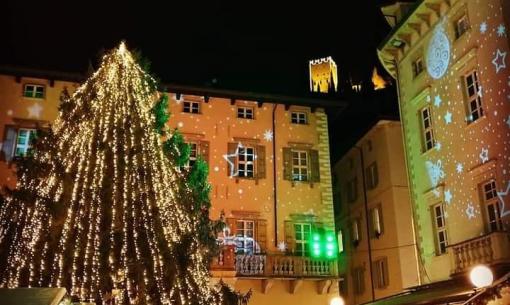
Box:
left=333, top=120, right=420, bottom=305
left=378, top=0, right=510, bottom=303
left=0, top=67, right=342, bottom=305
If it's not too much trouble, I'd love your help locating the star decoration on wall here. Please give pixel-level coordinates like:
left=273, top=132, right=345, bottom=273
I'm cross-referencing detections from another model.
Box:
left=497, top=24, right=506, bottom=37
left=480, top=22, right=488, bottom=34
left=277, top=241, right=287, bottom=252
left=444, top=189, right=453, bottom=205
left=492, top=49, right=507, bottom=73
left=466, top=203, right=475, bottom=219
left=263, top=130, right=274, bottom=142
left=497, top=181, right=510, bottom=218
left=434, top=95, right=442, bottom=107
left=27, top=103, right=43, bottom=118
left=456, top=163, right=463, bottom=173
left=444, top=111, right=452, bottom=124
left=435, top=142, right=442, bottom=151
left=479, top=147, right=489, bottom=163
left=223, top=142, right=244, bottom=177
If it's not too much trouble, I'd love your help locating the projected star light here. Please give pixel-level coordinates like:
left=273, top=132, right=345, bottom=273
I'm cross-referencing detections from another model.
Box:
left=444, top=111, right=452, bottom=124
left=456, top=163, right=463, bottom=173
left=480, top=21, right=488, bottom=34
left=263, top=130, right=273, bottom=142
left=492, top=49, right=507, bottom=73
left=497, top=24, right=506, bottom=37
left=434, top=95, right=442, bottom=107
left=497, top=181, right=510, bottom=218
left=479, top=147, right=489, bottom=163
left=466, top=203, right=475, bottom=219
left=27, top=103, right=43, bottom=118
left=445, top=189, right=453, bottom=205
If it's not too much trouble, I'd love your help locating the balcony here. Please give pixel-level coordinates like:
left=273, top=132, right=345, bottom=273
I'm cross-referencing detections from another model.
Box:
left=448, top=231, right=510, bottom=275
left=211, top=246, right=338, bottom=278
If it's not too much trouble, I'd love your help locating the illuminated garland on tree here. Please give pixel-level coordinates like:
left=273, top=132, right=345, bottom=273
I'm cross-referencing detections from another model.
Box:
left=0, top=42, right=248, bottom=305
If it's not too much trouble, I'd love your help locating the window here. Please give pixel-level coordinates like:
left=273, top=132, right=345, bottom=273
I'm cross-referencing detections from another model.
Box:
left=352, top=267, right=365, bottom=295
left=346, top=178, right=358, bottom=203
left=464, top=70, right=483, bottom=122
left=291, top=111, right=307, bottom=124
left=183, top=101, right=200, bottom=114
left=433, top=203, right=448, bottom=255
left=291, top=150, right=309, bottom=181
left=338, top=230, right=344, bottom=253
left=185, top=142, right=198, bottom=168
left=237, top=146, right=255, bottom=178
left=237, top=106, right=254, bottom=119
left=370, top=206, right=383, bottom=238
left=365, top=162, right=378, bottom=190
left=23, top=84, right=45, bottom=99
left=352, top=219, right=361, bottom=246
left=14, top=128, right=37, bottom=157
left=373, top=258, right=389, bottom=289
left=455, top=14, right=470, bottom=39
left=420, top=106, right=435, bottom=151
left=294, top=223, right=311, bottom=256
left=481, top=180, right=503, bottom=232
left=235, top=220, right=255, bottom=254
left=412, top=57, right=424, bottom=78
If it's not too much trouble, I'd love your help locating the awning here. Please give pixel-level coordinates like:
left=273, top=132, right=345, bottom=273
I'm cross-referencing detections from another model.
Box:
left=0, top=288, right=67, bottom=305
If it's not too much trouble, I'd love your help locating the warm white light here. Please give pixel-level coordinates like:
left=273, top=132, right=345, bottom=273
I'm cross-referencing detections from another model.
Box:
left=330, top=296, right=345, bottom=305
left=470, top=265, right=493, bottom=288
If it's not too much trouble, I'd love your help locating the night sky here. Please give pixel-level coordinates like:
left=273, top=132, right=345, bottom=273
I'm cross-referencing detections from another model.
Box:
left=0, top=0, right=400, bottom=161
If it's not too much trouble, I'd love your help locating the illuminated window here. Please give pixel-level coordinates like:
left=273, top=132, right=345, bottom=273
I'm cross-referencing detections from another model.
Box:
left=352, top=267, right=365, bottom=295
left=23, top=84, right=45, bottom=99
left=433, top=203, right=448, bottom=255
left=455, top=14, right=470, bottom=39
left=291, top=111, right=307, bottom=124
left=412, top=57, right=424, bottom=78
left=291, top=150, right=308, bottom=181
left=420, top=106, right=435, bottom=151
left=237, top=146, right=255, bottom=178
left=294, top=223, right=311, bottom=256
left=235, top=220, right=255, bottom=254
left=237, top=106, right=254, bottom=119
left=481, top=180, right=503, bottom=232
left=337, top=230, right=344, bottom=253
left=464, top=70, right=483, bottom=122
left=14, top=128, right=37, bottom=157
left=370, top=206, right=383, bottom=238
left=365, top=162, right=378, bottom=190
left=352, top=219, right=361, bottom=246
left=346, top=177, right=358, bottom=203
left=373, top=258, right=389, bottom=289
left=183, top=101, right=200, bottom=114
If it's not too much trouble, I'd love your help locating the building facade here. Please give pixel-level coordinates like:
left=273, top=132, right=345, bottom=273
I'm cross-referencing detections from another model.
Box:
left=378, top=0, right=510, bottom=303
left=0, top=67, right=343, bottom=305
left=333, top=120, right=420, bottom=305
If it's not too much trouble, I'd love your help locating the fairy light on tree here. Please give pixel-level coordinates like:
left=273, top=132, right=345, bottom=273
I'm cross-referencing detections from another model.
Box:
left=0, top=42, right=249, bottom=305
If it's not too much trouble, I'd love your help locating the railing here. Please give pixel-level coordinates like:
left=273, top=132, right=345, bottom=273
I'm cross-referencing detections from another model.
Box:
left=235, top=254, right=337, bottom=277
left=448, top=231, right=510, bottom=275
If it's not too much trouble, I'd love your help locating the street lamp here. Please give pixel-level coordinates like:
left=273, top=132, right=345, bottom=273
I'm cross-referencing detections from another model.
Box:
left=469, top=265, right=494, bottom=288
left=330, top=296, right=345, bottom=305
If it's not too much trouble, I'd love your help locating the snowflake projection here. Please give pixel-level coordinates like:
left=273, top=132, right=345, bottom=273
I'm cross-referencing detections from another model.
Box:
left=492, top=49, right=507, bottom=73
left=426, top=160, right=445, bottom=187
left=444, top=111, right=452, bottom=124
left=497, top=181, right=510, bottom=218
left=435, top=142, right=442, bottom=151
left=27, top=103, right=43, bottom=118
left=444, top=189, right=453, bottom=205
left=277, top=241, right=287, bottom=252
left=263, top=129, right=273, bottom=142
left=434, top=95, right=442, bottom=107
left=497, top=24, right=506, bottom=37
left=456, top=163, right=463, bottom=173
left=465, top=203, right=475, bottom=219
left=480, top=22, right=488, bottom=34
left=426, top=25, right=451, bottom=79
left=479, top=147, right=489, bottom=163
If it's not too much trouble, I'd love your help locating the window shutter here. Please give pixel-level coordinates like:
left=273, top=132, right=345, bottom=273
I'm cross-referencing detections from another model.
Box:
left=199, top=140, right=210, bottom=164
left=309, top=149, right=320, bottom=182
left=284, top=220, right=296, bottom=253
left=372, top=262, right=380, bottom=289
left=256, top=145, right=266, bottom=179
left=383, top=258, right=389, bottom=287
left=227, top=143, right=238, bottom=177
left=256, top=219, right=267, bottom=253
left=378, top=206, right=384, bottom=236
left=282, top=147, right=292, bottom=181
left=1, top=127, right=17, bottom=162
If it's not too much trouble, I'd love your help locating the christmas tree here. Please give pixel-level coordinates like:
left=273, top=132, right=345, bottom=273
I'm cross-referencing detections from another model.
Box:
left=0, top=43, right=248, bottom=305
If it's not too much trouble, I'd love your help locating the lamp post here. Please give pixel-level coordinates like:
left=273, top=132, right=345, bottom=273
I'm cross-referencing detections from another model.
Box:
left=469, top=265, right=494, bottom=288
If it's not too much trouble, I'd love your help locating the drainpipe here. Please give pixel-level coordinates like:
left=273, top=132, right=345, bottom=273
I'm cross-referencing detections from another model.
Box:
left=354, top=145, right=375, bottom=302
left=272, top=104, right=278, bottom=247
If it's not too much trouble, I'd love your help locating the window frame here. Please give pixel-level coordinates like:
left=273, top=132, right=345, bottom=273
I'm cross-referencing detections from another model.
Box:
left=291, top=149, right=309, bottom=181
left=23, top=84, right=45, bottom=99
left=454, top=14, right=470, bottom=39
left=420, top=106, right=435, bottom=152
left=352, top=267, right=365, bottom=295
left=183, top=101, right=201, bottom=114
left=294, top=223, right=312, bottom=257
left=370, top=205, right=383, bottom=238
left=235, top=219, right=255, bottom=254
left=237, top=106, right=254, bottom=119
left=237, top=146, right=255, bottom=178
left=432, top=203, right=448, bottom=255
left=352, top=218, right=361, bottom=246
left=291, top=111, right=308, bottom=125
left=373, top=258, right=389, bottom=289
left=412, top=56, right=424, bottom=78
left=14, top=128, right=37, bottom=157
left=365, top=162, right=378, bottom=190
left=463, top=70, right=483, bottom=123
left=481, top=180, right=503, bottom=232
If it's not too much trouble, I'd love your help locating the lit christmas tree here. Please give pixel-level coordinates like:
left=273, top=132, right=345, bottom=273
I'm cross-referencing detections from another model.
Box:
left=0, top=43, right=249, bottom=305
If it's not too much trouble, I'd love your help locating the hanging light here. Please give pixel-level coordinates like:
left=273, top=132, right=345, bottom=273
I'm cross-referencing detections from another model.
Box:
left=469, top=265, right=494, bottom=288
